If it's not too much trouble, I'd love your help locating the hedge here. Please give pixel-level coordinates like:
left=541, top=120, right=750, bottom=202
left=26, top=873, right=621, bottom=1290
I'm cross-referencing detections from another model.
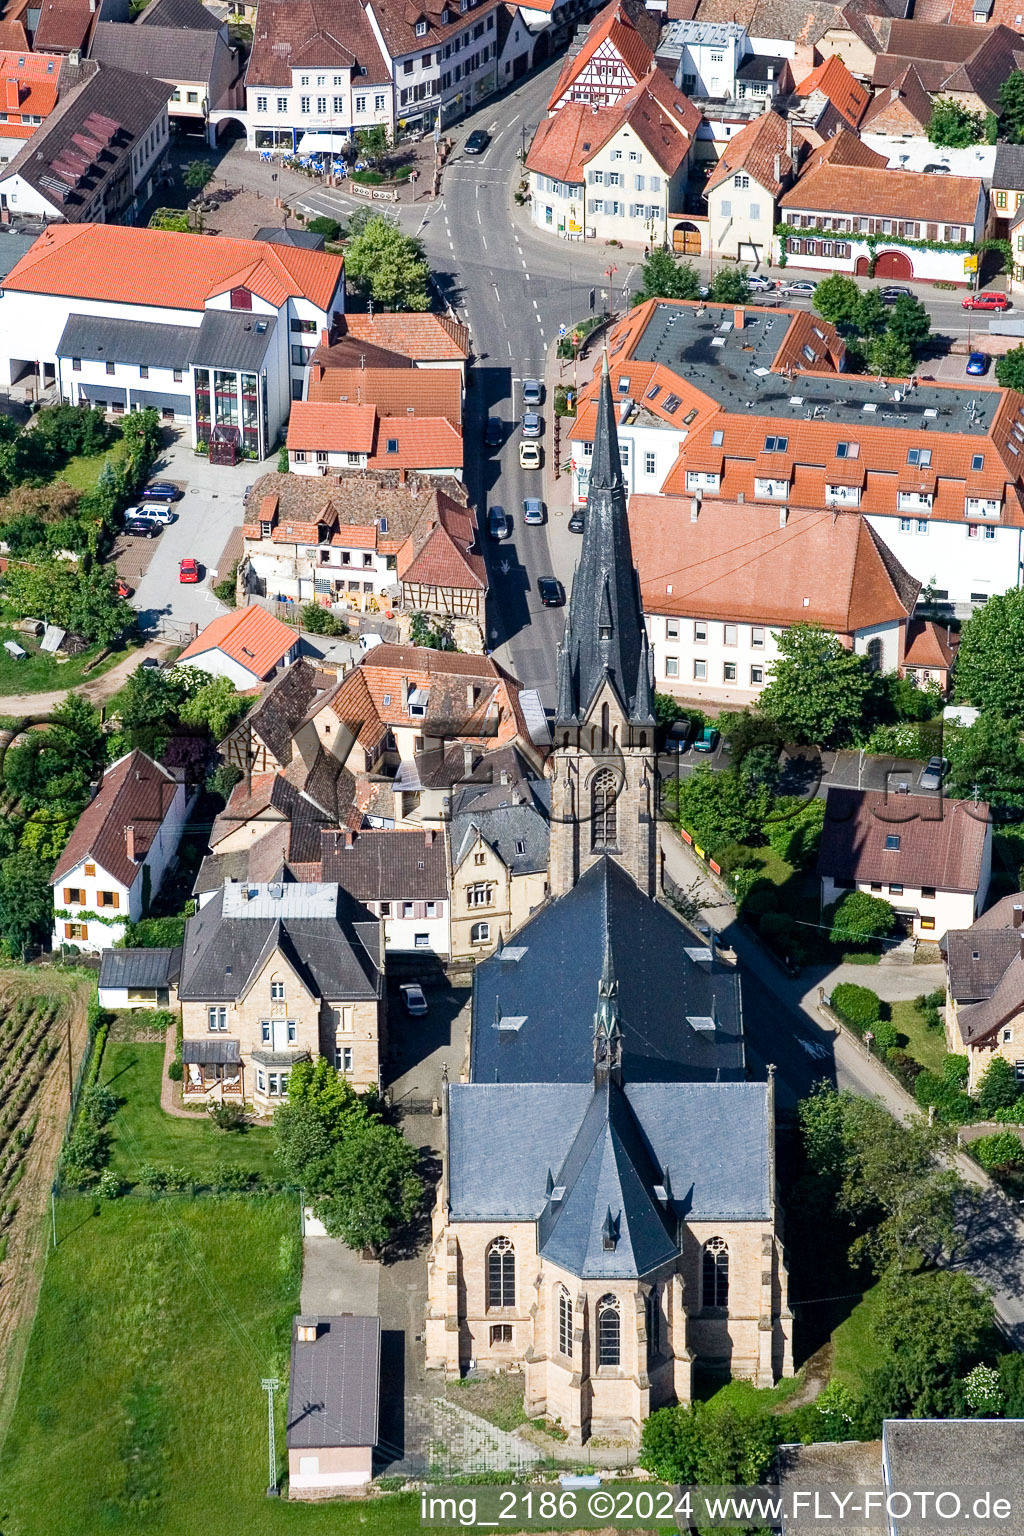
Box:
left=830, top=982, right=881, bottom=1034
left=972, top=1131, right=1024, bottom=1171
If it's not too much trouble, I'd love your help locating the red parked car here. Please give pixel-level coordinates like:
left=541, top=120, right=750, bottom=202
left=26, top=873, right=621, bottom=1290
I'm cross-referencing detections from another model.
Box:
left=962, top=291, right=1010, bottom=311
left=179, top=558, right=200, bottom=584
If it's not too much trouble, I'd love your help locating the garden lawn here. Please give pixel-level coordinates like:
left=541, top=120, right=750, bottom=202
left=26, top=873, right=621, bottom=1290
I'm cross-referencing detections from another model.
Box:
left=0, top=1194, right=423, bottom=1536
left=55, top=436, right=129, bottom=492
left=890, top=998, right=947, bottom=1076
left=0, top=630, right=133, bottom=696
left=102, top=1041, right=280, bottom=1185
left=829, top=1280, right=884, bottom=1398
left=696, top=1374, right=806, bottom=1413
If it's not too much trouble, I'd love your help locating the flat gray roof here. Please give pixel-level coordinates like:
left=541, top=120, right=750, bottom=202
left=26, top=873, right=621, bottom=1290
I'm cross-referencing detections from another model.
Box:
left=631, top=302, right=1000, bottom=436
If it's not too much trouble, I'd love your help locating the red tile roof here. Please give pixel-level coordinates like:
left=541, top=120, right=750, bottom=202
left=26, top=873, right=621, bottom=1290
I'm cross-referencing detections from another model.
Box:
left=287, top=401, right=463, bottom=469
left=903, top=617, right=956, bottom=669
left=4, top=223, right=344, bottom=312
left=287, top=401, right=378, bottom=452
left=794, top=54, right=870, bottom=128
left=818, top=786, right=990, bottom=893
left=246, top=0, right=390, bottom=89
left=860, top=63, right=933, bottom=133
left=307, top=364, right=462, bottom=424
left=628, top=496, right=919, bottom=630
left=526, top=99, right=616, bottom=183
left=782, top=164, right=983, bottom=223
left=398, top=496, right=485, bottom=591
left=327, top=311, right=469, bottom=362
left=51, top=749, right=181, bottom=887
left=705, top=110, right=800, bottom=196
left=177, top=605, right=297, bottom=680
left=547, top=0, right=657, bottom=110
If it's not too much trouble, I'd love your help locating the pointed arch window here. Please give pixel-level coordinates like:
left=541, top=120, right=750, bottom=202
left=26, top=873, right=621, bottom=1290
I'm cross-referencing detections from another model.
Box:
left=597, top=1293, right=620, bottom=1366
left=702, top=1237, right=729, bottom=1310
left=558, top=1287, right=573, bottom=1357
left=487, top=1236, right=515, bottom=1308
left=646, top=1286, right=661, bottom=1362
left=591, top=768, right=617, bottom=850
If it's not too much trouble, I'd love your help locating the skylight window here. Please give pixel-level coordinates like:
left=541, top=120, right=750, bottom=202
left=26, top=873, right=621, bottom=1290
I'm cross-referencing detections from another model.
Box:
left=646, top=383, right=662, bottom=401
left=663, top=394, right=681, bottom=413
left=884, top=834, right=901, bottom=851
left=835, top=441, right=859, bottom=459
left=972, top=453, right=984, bottom=471
left=712, top=429, right=724, bottom=445
left=763, top=435, right=788, bottom=452
left=617, top=376, right=630, bottom=393
left=907, top=448, right=931, bottom=467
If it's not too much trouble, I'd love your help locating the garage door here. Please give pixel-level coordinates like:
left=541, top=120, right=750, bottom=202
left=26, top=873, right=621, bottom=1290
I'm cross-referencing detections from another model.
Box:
left=874, top=250, right=914, bottom=280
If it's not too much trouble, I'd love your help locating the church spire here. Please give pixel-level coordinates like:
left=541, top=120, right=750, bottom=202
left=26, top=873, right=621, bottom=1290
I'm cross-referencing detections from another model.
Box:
left=593, top=927, right=623, bottom=1087
left=556, top=348, right=654, bottom=728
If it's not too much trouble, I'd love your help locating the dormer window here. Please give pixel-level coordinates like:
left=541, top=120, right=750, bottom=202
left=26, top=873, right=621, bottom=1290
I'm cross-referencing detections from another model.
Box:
left=441, top=7, right=450, bottom=19
left=416, top=17, right=428, bottom=32
left=230, top=286, right=252, bottom=311
left=379, top=516, right=388, bottom=532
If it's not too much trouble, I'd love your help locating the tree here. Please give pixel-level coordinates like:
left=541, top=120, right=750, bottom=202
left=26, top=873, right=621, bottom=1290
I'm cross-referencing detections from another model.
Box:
left=344, top=215, right=430, bottom=310
left=709, top=267, right=750, bottom=303
left=999, top=70, right=1024, bottom=144
left=866, top=1268, right=995, bottom=1418
left=640, top=1399, right=778, bottom=1485
left=653, top=692, right=686, bottom=730
left=813, top=273, right=862, bottom=331
left=977, top=1056, right=1022, bottom=1116
left=299, top=602, right=346, bottom=635
left=184, top=160, right=213, bottom=192
left=996, top=345, right=1024, bottom=391
left=306, top=215, right=341, bottom=241
left=886, top=294, right=931, bottom=359
left=0, top=847, right=52, bottom=955
left=637, top=250, right=701, bottom=302
left=355, top=125, right=390, bottom=168
left=955, top=588, right=1024, bottom=722
left=854, top=288, right=889, bottom=339
left=408, top=612, right=456, bottom=649
left=927, top=97, right=985, bottom=147
left=868, top=330, right=914, bottom=378
left=179, top=675, right=247, bottom=742
left=672, top=766, right=771, bottom=850
left=2, top=560, right=133, bottom=645
left=945, top=712, right=1024, bottom=815
left=314, top=1115, right=423, bottom=1254
left=759, top=624, right=873, bottom=747
left=274, top=1056, right=363, bottom=1188
left=826, top=891, right=896, bottom=948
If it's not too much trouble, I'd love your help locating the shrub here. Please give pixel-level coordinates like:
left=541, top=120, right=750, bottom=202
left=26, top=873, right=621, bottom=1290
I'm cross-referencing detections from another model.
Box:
left=914, top=1070, right=976, bottom=1125
left=307, top=215, right=341, bottom=240
left=167, top=1055, right=183, bottom=1082
left=137, top=1163, right=167, bottom=1193
left=60, top=1121, right=107, bottom=1188
left=207, top=1101, right=246, bottom=1132
left=977, top=1056, right=1022, bottom=1116
left=740, top=878, right=781, bottom=918
left=872, top=1019, right=899, bottom=1053
left=830, top=982, right=881, bottom=1034
left=972, top=1131, right=1024, bottom=1171
left=887, top=1050, right=925, bottom=1091
left=760, top=912, right=795, bottom=947
left=212, top=562, right=238, bottom=606
left=715, top=841, right=762, bottom=877
left=97, top=1168, right=124, bottom=1200
left=161, top=1165, right=196, bottom=1193
left=219, top=1164, right=257, bottom=1192
left=994, top=1103, right=1024, bottom=1123
left=943, top=1054, right=970, bottom=1088
left=826, top=891, right=896, bottom=948
left=80, top=1082, right=117, bottom=1127
left=765, top=797, right=826, bottom=868
left=299, top=601, right=346, bottom=636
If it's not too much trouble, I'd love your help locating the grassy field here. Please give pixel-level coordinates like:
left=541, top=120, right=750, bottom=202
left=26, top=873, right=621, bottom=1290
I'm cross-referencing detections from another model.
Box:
left=0, top=630, right=134, bottom=698
left=697, top=1373, right=806, bottom=1414
left=0, top=1193, right=423, bottom=1535
left=890, top=997, right=947, bottom=1075
left=102, top=1042, right=280, bottom=1185
left=829, top=1280, right=883, bottom=1398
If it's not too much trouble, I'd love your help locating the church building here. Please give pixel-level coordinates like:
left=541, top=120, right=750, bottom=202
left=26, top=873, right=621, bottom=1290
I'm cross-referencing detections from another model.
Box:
left=424, top=355, right=793, bottom=1442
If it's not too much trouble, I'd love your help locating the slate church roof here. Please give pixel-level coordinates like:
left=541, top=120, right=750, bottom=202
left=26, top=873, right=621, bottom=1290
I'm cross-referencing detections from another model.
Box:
left=447, top=1078, right=772, bottom=1278
left=470, top=857, right=744, bottom=1085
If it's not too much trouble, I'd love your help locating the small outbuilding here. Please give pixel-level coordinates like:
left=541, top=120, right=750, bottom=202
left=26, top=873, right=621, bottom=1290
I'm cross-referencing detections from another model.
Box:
left=97, top=947, right=180, bottom=1009
left=286, top=1315, right=380, bottom=1495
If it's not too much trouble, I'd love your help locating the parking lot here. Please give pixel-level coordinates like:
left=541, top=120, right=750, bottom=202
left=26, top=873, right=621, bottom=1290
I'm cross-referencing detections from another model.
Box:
left=123, top=430, right=269, bottom=634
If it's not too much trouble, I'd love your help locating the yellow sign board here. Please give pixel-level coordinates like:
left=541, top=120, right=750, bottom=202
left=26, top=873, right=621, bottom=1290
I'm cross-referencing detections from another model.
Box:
left=964, top=254, right=979, bottom=272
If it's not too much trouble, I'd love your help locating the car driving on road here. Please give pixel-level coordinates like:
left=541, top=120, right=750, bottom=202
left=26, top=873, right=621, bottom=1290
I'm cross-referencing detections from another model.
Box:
left=781, top=280, right=817, bottom=296
left=746, top=275, right=775, bottom=292
left=521, top=410, right=542, bottom=437
left=522, top=497, right=545, bottom=525
left=519, top=440, right=542, bottom=470
left=881, top=286, right=912, bottom=304
left=522, top=378, right=543, bottom=406
left=400, top=983, right=428, bottom=1016
left=464, top=129, right=490, bottom=155
left=487, top=504, right=512, bottom=540
left=538, top=576, right=565, bottom=607
left=963, top=291, right=1009, bottom=311
left=484, top=416, right=503, bottom=447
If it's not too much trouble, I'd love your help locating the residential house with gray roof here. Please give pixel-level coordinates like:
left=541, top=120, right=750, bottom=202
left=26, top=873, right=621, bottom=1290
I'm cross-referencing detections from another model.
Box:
left=177, top=876, right=385, bottom=1104
left=89, top=16, right=239, bottom=135
left=943, top=892, right=1024, bottom=1091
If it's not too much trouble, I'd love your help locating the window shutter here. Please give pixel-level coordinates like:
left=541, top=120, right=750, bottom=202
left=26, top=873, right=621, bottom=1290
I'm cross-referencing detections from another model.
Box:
left=64, top=923, right=74, bottom=939
left=64, top=888, right=73, bottom=904
left=109, top=892, right=119, bottom=910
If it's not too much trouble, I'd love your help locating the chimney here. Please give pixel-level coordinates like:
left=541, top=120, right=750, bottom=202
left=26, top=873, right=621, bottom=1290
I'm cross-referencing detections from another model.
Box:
left=425, top=828, right=435, bottom=846
left=401, top=676, right=410, bottom=708
left=786, top=118, right=793, bottom=158
left=734, top=306, right=744, bottom=331
left=344, top=828, right=355, bottom=848
left=500, top=769, right=509, bottom=785
left=321, top=328, right=330, bottom=347
left=690, top=498, right=700, bottom=521
left=767, top=62, right=775, bottom=79
left=125, top=825, right=135, bottom=863
left=779, top=506, right=788, bottom=527
left=773, top=152, right=781, bottom=184
left=4, top=79, right=18, bottom=112
left=296, top=1318, right=319, bottom=1343
left=463, top=743, right=474, bottom=776
left=1015, top=903, right=1024, bottom=929
left=399, top=467, right=407, bottom=485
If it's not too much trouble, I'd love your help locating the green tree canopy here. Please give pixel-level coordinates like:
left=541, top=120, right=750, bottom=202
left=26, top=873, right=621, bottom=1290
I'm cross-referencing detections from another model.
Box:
left=812, top=273, right=862, bottom=330
left=184, top=159, right=213, bottom=191
left=944, top=711, right=1024, bottom=815
left=759, top=624, right=872, bottom=746
left=866, top=1268, right=996, bottom=1419
left=855, top=288, right=889, bottom=338
left=314, top=1115, right=423, bottom=1254
left=977, top=1056, right=1021, bottom=1116
left=886, top=294, right=932, bottom=358
left=999, top=69, right=1024, bottom=143
left=178, top=674, right=247, bottom=741
left=671, top=766, right=772, bottom=850
left=637, top=250, right=701, bottom=302
left=927, top=97, right=985, bottom=147
left=996, top=345, right=1024, bottom=391
left=274, top=1056, right=363, bottom=1189
left=0, top=847, right=52, bottom=955
left=955, top=587, right=1024, bottom=721
left=709, top=267, right=751, bottom=303
left=344, top=215, right=430, bottom=310
left=868, top=330, right=914, bottom=378
left=2, top=559, right=134, bottom=645
left=640, top=1399, right=779, bottom=1485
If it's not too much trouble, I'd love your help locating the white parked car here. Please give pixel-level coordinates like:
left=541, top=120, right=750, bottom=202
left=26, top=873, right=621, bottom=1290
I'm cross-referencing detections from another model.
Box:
left=359, top=632, right=384, bottom=652
left=124, top=502, right=175, bottom=527
left=400, top=983, right=428, bottom=1016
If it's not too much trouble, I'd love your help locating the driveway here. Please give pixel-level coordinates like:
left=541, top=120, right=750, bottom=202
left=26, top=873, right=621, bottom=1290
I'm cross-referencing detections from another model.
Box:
left=0, top=640, right=170, bottom=718
left=131, top=431, right=271, bottom=635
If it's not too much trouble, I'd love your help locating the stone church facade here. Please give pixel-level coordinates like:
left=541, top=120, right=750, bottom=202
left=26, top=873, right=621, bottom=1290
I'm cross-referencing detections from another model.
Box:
left=425, top=354, right=793, bottom=1443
